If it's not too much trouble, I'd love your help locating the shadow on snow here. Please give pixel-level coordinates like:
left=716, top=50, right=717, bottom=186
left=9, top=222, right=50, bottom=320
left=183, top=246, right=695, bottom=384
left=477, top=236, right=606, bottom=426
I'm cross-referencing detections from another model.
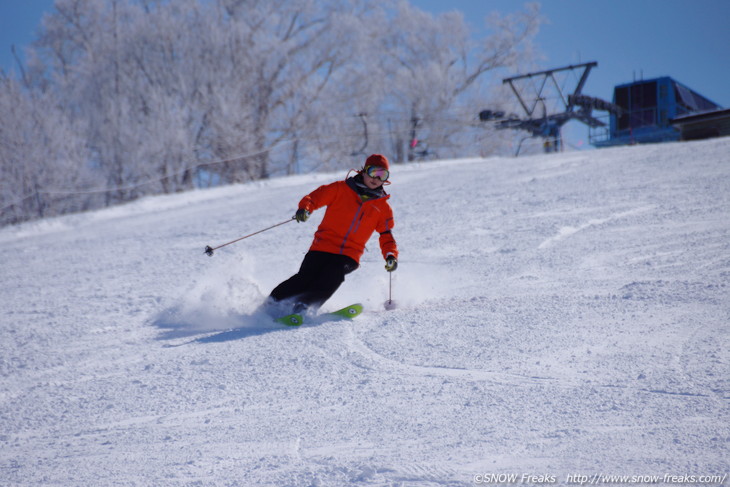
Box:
left=151, top=305, right=290, bottom=344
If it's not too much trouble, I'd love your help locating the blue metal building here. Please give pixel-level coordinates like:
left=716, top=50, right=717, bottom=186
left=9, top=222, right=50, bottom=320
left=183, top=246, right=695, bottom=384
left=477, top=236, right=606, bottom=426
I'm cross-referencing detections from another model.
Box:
left=592, top=77, right=722, bottom=147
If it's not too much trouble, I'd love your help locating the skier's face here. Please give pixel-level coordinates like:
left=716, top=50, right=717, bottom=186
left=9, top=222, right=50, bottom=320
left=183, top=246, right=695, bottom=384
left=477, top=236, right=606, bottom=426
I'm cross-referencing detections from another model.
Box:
left=363, top=172, right=385, bottom=189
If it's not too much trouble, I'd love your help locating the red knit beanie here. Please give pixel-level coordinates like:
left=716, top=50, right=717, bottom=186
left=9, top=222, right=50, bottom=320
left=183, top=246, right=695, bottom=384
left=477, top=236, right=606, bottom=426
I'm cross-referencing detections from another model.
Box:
left=365, top=154, right=389, bottom=170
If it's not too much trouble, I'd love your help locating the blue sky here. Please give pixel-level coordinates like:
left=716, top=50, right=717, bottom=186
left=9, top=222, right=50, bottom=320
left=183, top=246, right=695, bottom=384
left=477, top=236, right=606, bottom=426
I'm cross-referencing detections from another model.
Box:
left=1, top=0, right=55, bottom=69
left=2, top=0, right=728, bottom=147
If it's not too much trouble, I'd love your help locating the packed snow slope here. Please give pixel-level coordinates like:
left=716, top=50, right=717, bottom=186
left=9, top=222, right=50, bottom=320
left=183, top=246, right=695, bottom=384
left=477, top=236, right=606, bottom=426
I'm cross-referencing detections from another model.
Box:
left=1, top=138, right=729, bottom=486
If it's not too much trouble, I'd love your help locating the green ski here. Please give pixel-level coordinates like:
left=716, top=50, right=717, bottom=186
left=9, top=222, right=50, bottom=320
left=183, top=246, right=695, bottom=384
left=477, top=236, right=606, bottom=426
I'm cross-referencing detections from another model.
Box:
left=275, top=304, right=362, bottom=326
left=322, top=303, right=363, bottom=320
left=275, top=313, right=304, bottom=326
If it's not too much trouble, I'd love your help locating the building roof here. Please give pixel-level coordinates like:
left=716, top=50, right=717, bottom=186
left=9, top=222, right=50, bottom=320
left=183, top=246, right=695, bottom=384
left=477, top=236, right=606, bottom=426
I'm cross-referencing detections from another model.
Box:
left=671, top=108, right=730, bottom=125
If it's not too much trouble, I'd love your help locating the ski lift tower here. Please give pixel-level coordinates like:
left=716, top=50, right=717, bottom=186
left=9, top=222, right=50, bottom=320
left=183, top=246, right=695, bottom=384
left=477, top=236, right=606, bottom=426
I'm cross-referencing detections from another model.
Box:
left=480, top=61, right=621, bottom=154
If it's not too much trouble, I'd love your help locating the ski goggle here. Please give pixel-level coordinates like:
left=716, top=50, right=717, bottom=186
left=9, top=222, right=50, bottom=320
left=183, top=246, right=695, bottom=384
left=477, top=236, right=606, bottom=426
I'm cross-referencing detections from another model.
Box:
left=364, top=165, right=389, bottom=181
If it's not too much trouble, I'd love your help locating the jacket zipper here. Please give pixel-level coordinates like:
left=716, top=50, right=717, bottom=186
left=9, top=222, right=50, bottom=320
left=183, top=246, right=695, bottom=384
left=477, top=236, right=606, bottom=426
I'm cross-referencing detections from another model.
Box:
left=339, top=200, right=367, bottom=255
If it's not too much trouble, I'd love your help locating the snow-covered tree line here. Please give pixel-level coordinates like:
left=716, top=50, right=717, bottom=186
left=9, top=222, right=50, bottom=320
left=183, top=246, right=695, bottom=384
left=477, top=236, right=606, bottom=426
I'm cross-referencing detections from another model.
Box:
left=0, top=0, right=542, bottom=226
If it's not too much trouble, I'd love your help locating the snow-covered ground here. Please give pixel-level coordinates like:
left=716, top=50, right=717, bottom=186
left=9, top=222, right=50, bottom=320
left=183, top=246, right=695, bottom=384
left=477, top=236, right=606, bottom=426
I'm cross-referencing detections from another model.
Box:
left=1, top=138, right=729, bottom=486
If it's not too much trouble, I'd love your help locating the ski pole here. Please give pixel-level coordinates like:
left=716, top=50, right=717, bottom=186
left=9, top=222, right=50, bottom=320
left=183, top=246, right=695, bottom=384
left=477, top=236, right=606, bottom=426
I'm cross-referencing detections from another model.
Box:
left=204, top=217, right=294, bottom=256
left=385, top=271, right=396, bottom=310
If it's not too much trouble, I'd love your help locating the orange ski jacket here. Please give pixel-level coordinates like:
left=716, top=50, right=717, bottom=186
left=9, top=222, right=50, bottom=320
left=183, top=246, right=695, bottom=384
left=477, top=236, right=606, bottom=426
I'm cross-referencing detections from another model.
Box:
left=298, top=179, right=398, bottom=264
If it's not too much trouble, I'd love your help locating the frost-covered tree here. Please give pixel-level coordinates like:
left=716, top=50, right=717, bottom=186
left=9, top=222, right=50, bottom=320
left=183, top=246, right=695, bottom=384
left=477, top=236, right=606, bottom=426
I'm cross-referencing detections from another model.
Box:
left=32, top=0, right=198, bottom=202
left=295, top=1, right=543, bottom=165
left=1, top=0, right=543, bottom=225
left=0, top=74, right=97, bottom=225
left=376, top=1, right=543, bottom=161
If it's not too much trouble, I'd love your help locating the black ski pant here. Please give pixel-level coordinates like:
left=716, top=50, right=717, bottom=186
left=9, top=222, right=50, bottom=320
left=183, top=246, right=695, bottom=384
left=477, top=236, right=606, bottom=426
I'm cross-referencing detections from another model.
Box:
left=269, top=250, right=358, bottom=312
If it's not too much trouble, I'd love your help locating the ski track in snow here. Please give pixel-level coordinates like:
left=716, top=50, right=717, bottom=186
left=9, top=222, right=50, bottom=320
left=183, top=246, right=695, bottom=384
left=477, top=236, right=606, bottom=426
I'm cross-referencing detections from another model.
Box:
left=345, top=323, right=576, bottom=387
left=1, top=138, right=729, bottom=485
left=537, top=205, right=656, bottom=249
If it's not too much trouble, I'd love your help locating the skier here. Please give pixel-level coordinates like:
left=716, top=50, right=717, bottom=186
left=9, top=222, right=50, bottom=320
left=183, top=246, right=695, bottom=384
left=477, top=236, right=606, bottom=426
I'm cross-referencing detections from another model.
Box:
left=266, top=154, right=398, bottom=316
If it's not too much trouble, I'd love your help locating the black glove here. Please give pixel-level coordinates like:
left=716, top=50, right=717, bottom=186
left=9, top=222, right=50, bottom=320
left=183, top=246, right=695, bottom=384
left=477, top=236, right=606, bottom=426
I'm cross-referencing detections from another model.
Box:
left=385, top=255, right=398, bottom=272
left=295, top=209, right=310, bottom=222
